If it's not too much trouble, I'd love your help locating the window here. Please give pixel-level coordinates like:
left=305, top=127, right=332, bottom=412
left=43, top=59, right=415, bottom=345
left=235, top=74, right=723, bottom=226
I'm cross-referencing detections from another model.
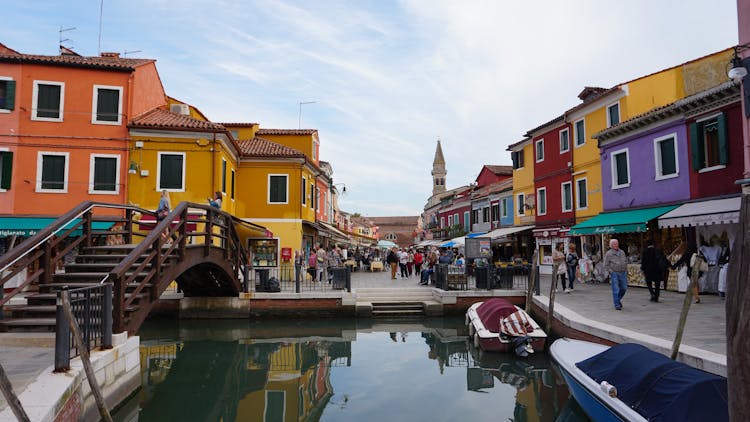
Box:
left=301, top=177, right=307, bottom=205
left=36, top=152, right=69, bottom=192
left=690, top=114, right=728, bottom=172
left=448, top=215, right=453, bottom=226
left=265, top=391, right=285, bottom=421
left=559, top=128, right=570, bottom=153
left=561, top=182, right=573, bottom=212
left=654, top=134, right=678, bottom=180
left=482, top=206, right=490, bottom=223
left=574, top=119, right=585, bottom=147
left=230, top=169, right=235, bottom=199
left=464, top=211, right=470, bottom=229
left=313, top=140, right=319, bottom=161
left=501, top=198, right=509, bottom=218
left=221, top=159, right=227, bottom=193
left=91, top=85, right=122, bottom=124
left=471, top=209, right=479, bottom=225
left=0, top=150, right=11, bottom=190
left=491, top=204, right=499, bottom=221
left=268, top=174, right=288, bottom=203
left=535, top=139, right=544, bottom=162
left=453, top=213, right=459, bottom=226
left=32, top=81, right=64, bottom=121
left=440, top=217, right=445, bottom=228
left=89, top=154, right=120, bottom=194
left=512, top=150, right=525, bottom=169
left=315, top=187, right=320, bottom=211
left=229, top=130, right=239, bottom=139
left=537, top=188, right=547, bottom=215
left=157, top=152, right=185, bottom=191
left=0, top=77, right=16, bottom=112
left=611, top=149, right=630, bottom=189
left=385, top=233, right=397, bottom=241
left=517, top=193, right=525, bottom=216
left=310, top=183, right=315, bottom=206
left=576, top=178, right=588, bottom=209
left=607, top=102, right=620, bottom=127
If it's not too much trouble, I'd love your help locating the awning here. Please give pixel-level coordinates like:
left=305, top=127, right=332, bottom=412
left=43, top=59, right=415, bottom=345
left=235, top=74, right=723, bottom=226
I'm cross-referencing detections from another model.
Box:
left=317, top=222, right=350, bottom=243
left=441, top=236, right=465, bottom=248
left=658, top=197, right=740, bottom=228
left=466, top=232, right=487, bottom=238
left=486, top=225, right=535, bottom=241
left=0, top=217, right=112, bottom=237
left=569, top=205, right=679, bottom=236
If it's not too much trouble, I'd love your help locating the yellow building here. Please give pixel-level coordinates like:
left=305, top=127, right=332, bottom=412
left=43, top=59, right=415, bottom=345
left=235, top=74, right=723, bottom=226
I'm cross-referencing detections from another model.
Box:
left=508, top=137, right=535, bottom=226
left=566, top=48, right=733, bottom=223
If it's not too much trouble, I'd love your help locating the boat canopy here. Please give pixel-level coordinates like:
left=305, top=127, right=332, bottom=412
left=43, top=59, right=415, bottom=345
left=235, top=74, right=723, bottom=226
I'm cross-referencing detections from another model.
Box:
left=476, top=298, right=519, bottom=333
left=576, top=343, right=728, bottom=422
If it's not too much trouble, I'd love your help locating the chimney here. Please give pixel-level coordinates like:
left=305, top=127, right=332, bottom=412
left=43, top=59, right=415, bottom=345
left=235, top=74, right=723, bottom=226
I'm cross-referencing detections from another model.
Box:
left=100, top=52, right=120, bottom=58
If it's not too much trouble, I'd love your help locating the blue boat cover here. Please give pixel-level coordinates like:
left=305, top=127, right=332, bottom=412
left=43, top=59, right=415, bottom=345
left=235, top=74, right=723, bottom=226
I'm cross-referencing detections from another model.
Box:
left=576, top=343, right=728, bottom=422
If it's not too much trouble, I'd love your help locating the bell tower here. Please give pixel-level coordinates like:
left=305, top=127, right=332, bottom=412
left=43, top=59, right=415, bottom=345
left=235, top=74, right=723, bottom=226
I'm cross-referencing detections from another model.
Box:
left=431, top=139, right=446, bottom=196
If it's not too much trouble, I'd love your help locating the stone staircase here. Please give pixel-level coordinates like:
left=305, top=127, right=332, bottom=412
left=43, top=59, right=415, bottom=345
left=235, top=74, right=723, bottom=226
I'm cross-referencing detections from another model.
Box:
left=354, top=287, right=442, bottom=317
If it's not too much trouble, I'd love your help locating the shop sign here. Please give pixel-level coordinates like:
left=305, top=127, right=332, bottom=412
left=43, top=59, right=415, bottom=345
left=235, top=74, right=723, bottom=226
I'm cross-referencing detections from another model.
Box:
left=281, top=247, right=292, bottom=261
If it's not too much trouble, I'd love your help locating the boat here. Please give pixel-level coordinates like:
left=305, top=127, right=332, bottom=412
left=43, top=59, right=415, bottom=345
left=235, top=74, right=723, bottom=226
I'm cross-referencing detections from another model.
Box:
left=465, top=298, right=547, bottom=356
left=549, top=338, right=728, bottom=422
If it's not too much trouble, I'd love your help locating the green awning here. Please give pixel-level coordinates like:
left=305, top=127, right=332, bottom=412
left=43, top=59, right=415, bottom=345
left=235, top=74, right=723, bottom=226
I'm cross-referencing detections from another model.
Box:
left=0, top=217, right=112, bottom=237
left=569, top=205, right=680, bottom=236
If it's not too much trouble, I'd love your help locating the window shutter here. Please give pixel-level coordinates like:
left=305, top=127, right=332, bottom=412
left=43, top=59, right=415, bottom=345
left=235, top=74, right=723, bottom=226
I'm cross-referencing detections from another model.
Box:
left=717, top=113, right=728, bottom=165
left=1, top=152, right=12, bottom=189
left=689, top=122, right=702, bottom=171
left=511, top=151, right=518, bottom=169
left=5, top=81, right=15, bottom=110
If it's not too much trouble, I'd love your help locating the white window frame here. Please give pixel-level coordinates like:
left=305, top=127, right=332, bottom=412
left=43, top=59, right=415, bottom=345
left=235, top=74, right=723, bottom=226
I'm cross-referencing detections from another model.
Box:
left=453, top=213, right=459, bottom=226
left=268, top=174, right=289, bottom=204
left=36, top=151, right=69, bottom=193
left=501, top=198, right=509, bottom=218
left=301, top=176, right=307, bottom=206
left=88, top=153, right=121, bottom=194
left=91, top=84, right=123, bottom=125
left=561, top=181, right=573, bottom=213
left=516, top=193, right=526, bottom=216
left=514, top=150, right=525, bottom=170
left=537, top=187, right=547, bottom=216
left=448, top=214, right=453, bottom=226
left=220, top=158, right=227, bottom=194
left=535, top=139, right=544, bottom=162
left=653, top=133, right=679, bottom=181
left=575, top=177, right=588, bottom=210
left=0, top=76, right=13, bottom=114
left=559, top=128, right=570, bottom=153
left=32, top=80, right=65, bottom=122
left=610, top=148, right=631, bottom=189
left=606, top=101, right=620, bottom=128
left=697, top=113, right=725, bottom=171
left=464, top=211, right=470, bottom=228
left=156, top=152, right=186, bottom=192
left=312, top=140, right=319, bottom=161
left=440, top=217, right=445, bottom=228
left=574, top=118, right=586, bottom=147
left=230, top=168, right=235, bottom=200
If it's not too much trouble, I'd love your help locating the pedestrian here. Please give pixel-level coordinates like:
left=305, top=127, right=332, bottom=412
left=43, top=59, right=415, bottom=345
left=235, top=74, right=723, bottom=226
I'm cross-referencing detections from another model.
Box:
left=398, top=248, right=409, bottom=278
left=603, top=238, right=628, bottom=310
left=641, top=239, right=667, bottom=302
left=327, top=247, right=343, bottom=283
left=407, top=249, right=415, bottom=276
left=552, top=243, right=567, bottom=292
left=386, top=247, right=398, bottom=280
left=566, top=243, right=579, bottom=292
left=156, top=190, right=172, bottom=242
left=316, top=243, right=327, bottom=283
left=207, top=191, right=222, bottom=208
left=672, top=242, right=703, bottom=303
left=307, top=250, right=317, bottom=281
left=413, top=249, right=424, bottom=276
left=438, top=248, right=452, bottom=265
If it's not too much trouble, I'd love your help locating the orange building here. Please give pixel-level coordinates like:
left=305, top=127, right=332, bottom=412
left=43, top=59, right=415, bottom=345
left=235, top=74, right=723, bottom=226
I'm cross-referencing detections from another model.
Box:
left=0, top=43, right=166, bottom=225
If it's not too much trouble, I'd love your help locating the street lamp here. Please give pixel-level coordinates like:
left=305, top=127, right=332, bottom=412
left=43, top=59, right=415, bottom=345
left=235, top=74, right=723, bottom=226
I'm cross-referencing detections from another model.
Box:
left=298, top=101, right=316, bottom=129
left=728, top=44, right=750, bottom=82
left=332, top=183, right=347, bottom=195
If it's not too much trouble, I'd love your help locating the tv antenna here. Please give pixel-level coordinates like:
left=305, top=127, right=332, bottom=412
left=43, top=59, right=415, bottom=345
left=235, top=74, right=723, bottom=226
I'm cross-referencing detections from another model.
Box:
left=59, top=25, right=76, bottom=52
left=123, top=50, right=142, bottom=57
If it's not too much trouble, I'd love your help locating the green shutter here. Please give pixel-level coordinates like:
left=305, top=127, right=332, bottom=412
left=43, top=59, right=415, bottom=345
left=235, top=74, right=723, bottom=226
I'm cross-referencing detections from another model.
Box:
left=1, top=152, right=12, bottom=189
left=717, top=113, right=728, bottom=165
left=96, top=88, right=119, bottom=121
left=221, top=160, right=227, bottom=192
left=5, top=81, right=15, bottom=110
left=230, top=170, right=235, bottom=199
left=511, top=151, right=518, bottom=169
left=93, top=157, right=117, bottom=191
left=160, top=154, right=183, bottom=190
left=689, top=122, right=702, bottom=171
left=37, top=84, right=61, bottom=119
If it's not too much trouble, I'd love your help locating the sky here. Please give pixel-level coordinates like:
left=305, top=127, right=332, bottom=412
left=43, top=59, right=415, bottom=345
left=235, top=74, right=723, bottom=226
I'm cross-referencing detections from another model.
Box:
left=1, top=1, right=739, bottom=216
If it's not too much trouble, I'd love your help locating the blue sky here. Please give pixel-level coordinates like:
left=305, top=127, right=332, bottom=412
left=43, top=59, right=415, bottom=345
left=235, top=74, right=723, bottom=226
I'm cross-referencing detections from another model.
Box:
left=2, top=1, right=739, bottom=216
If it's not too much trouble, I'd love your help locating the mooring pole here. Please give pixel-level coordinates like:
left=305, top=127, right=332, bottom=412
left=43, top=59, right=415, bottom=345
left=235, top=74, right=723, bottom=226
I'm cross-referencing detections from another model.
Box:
left=670, top=255, right=704, bottom=360
left=525, top=249, right=539, bottom=313
left=546, top=261, right=560, bottom=334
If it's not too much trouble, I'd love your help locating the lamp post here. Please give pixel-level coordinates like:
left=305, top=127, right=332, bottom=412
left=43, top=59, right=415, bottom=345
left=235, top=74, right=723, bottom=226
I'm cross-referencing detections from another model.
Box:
left=298, top=101, right=316, bottom=129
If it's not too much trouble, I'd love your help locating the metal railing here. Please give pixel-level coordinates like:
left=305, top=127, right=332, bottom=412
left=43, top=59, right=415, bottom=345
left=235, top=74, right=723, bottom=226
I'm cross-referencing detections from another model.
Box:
left=431, top=264, right=532, bottom=291
left=244, top=264, right=351, bottom=293
left=54, top=284, right=113, bottom=372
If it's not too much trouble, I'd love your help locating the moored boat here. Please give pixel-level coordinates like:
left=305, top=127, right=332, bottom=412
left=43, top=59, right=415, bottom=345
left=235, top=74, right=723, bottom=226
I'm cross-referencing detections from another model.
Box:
left=550, top=338, right=728, bottom=422
left=465, top=298, right=547, bottom=356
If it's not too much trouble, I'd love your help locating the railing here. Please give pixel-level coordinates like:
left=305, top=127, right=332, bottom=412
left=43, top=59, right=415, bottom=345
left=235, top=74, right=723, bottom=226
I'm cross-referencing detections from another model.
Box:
left=54, top=284, right=113, bottom=372
left=431, top=264, right=531, bottom=291
left=244, top=263, right=351, bottom=293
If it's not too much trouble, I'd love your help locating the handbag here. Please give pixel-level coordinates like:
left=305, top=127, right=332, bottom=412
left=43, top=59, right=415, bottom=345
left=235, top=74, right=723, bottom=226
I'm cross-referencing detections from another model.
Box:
left=158, top=208, right=169, bottom=219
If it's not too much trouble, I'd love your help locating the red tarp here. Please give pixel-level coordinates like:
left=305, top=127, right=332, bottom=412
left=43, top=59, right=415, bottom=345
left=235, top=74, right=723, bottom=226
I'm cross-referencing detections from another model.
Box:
left=476, top=298, right=519, bottom=333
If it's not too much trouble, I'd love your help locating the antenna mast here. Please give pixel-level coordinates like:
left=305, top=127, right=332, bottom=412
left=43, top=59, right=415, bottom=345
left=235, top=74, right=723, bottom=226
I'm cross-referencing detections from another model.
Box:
left=98, top=0, right=104, bottom=54
left=58, top=25, right=76, bottom=53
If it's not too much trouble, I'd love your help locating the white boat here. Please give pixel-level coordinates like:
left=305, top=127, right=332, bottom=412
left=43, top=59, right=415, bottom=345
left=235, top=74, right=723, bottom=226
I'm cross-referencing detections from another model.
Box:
left=465, top=298, right=547, bottom=356
left=549, top=338, right=728, bottom=422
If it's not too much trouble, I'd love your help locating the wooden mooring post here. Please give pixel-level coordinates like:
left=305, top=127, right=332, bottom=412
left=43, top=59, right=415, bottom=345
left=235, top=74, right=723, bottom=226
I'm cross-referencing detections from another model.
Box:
left=0, top=363, right=30, bottom=422
left=670, top=255, right=704, bottom=360
left=525, top=250, right=539, bottom=313
left=546, top=262, right=559, bottom=334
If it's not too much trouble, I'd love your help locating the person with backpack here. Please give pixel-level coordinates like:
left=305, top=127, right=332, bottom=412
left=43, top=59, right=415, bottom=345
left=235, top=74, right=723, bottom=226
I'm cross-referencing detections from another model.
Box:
left=566, top=243, right=579, bottom=293
left=307, top=250, right=317, bottom=281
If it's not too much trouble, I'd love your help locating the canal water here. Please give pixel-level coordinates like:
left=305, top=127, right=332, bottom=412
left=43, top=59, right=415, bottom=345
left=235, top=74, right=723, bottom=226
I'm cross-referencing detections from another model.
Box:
left=113, top=317, right=590, bottom=422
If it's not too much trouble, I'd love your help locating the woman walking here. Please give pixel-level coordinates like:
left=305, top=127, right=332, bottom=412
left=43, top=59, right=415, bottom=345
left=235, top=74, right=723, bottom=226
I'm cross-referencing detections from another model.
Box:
left=386, top=247, right=398, bottom=280
left=407, top=249, right=415, bottom=276
left=413, top=249, right=424, bottom=276
left=566, top=244, right=579, bottom=292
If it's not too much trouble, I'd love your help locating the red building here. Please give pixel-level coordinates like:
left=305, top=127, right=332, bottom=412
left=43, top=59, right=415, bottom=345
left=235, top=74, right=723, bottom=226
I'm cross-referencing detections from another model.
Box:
left=475, top=165, right=513, bottom=187
left=528, top=116, right=575, bottom=269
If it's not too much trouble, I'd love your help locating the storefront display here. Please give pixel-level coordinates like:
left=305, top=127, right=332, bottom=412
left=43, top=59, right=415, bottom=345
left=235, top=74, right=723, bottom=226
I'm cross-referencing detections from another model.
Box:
left=248, top=238, right=279, bottom=268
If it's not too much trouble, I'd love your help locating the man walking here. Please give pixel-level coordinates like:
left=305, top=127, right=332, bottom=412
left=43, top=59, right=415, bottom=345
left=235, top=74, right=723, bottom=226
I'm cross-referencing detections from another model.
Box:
left=641, top=239, right=666, bottom=302
left=386, top=247, right=398, bottom=280
left=604, top=238, right=628, bottom=310
left=316, top=243, right=327, bottom=283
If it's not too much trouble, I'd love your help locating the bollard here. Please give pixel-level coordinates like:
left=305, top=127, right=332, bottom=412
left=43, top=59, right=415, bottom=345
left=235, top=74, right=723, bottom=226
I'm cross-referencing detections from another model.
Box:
left=54, top=287, right=70, bottom=372
left=102, top=283, right=113, bottom=349
left=345, top=266, right=351, bottom=292
left=295, top=263, right=301, bottom=293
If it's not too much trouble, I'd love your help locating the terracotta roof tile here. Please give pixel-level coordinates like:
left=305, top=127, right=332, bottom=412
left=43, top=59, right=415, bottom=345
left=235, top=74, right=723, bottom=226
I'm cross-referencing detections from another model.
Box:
left=218, top=122, right=259, bottom=127
left=238, top=137, right=306, bottom=158
left=484, top=165, right=513, bottom=176
left=368, top=216, right=420, bottom=226
left=256, top=129, right=317, bottom=136
left=129, top=108, right=226, bottom=132
left=0, top=49, right=153, bottom=71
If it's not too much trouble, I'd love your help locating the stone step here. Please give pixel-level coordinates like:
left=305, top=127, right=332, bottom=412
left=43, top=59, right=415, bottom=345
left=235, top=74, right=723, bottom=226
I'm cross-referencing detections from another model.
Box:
left=0, top=318, right=57, bottom=332
left=371, top=309, right=424, bottom=316
left=39, top=282, right=153, bottom=294
left=372, top=303, right=423, bottom=310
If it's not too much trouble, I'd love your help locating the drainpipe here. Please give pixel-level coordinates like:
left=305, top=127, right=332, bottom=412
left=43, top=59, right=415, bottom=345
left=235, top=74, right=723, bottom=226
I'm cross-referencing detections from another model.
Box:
left=211, top=133, right=216, bottom=196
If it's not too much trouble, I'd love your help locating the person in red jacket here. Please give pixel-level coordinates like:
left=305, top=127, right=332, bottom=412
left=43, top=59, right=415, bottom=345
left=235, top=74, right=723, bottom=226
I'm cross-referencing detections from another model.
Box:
left=413, top=249, right=424, bottom=276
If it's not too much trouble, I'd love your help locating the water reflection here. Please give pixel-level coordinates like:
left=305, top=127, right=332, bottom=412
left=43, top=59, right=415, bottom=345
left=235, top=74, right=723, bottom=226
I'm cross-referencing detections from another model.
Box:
left=115, top=318, right=589, bottom=422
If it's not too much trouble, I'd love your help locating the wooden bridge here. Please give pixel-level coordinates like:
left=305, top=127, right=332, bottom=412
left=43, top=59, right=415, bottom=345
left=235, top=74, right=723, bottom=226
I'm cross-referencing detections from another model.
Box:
left=0, top=201, right=265, bottom=334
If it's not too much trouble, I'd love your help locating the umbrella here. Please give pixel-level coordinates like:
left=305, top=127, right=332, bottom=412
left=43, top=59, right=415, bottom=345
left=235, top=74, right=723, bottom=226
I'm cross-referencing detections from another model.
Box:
left=377, top=240, right=398, bottom=249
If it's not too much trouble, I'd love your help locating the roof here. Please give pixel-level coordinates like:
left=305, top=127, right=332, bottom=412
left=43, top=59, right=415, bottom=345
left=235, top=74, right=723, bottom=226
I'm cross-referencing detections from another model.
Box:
left=0, top=46, right=154, bottom=72
left=525, top=115, right=565, bottom=137
left=368, top=216, right=420, bottom=226
left=129, top=108, right=226, bottom=132
left=594, top=81, right=740, bottom=142
left=564, top=86, right=623, bottom=117
left=237, top=137, right=306, bottom=158
left=256, top=129, right=317, bottom=136
left=577, top=86, right=608, bottom=101
left=483, top=165, right=513, bottom=176
left=217, top=122, right=259, bottom=127
left=506, top=137, right=532, bottom=151
left=433, top=140, right=445, bottom=165
left=471, top=178, right=513, bottom=199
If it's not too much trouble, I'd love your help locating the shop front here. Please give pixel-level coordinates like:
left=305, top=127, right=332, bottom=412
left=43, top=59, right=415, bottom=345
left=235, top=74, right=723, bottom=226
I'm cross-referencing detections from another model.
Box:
left=532, top=227, right=570, bottom=275
left=486, top=225, right=535, bottom=264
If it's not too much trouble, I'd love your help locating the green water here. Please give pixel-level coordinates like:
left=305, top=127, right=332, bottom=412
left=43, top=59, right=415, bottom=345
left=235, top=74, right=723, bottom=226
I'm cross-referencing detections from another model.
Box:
left=114, top=317, right=589, bottom=422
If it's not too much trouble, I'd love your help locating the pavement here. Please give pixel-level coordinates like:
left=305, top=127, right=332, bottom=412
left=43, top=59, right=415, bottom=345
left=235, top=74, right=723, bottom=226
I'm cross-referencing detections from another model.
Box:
left=0, top=342, right=54, bottom=412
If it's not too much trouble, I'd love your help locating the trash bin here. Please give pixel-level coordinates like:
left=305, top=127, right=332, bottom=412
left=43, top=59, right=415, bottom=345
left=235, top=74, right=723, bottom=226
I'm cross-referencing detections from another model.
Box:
left=331, top=267, right=348, bottom=290
left=498, top=266, right=513, bottom=289
left=475, top=266, right=489, bottom=289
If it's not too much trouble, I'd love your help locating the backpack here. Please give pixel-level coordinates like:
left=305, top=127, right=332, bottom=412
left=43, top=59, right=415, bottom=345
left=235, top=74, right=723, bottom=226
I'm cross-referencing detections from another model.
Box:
left=567, top=253, right=578, bottom=268
left=308, top=254, right=317, bottom=267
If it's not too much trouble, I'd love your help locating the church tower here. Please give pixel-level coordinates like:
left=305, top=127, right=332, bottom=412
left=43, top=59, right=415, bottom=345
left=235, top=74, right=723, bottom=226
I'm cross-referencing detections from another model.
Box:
left=431, top=139, right=446, bottom=196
